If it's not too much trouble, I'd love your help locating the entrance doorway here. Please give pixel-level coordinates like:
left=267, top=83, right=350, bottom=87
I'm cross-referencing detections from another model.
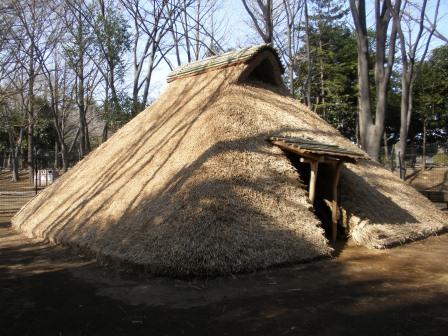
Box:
left=285, top=151, right=343, bottom=242
left=269, top=136, right=365, bottom=242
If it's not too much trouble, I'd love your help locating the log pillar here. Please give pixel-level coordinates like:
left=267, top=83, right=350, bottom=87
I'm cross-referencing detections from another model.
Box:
left=309, top=161, right=319, bottom=204
left=331, top=161, right=343, bottom=242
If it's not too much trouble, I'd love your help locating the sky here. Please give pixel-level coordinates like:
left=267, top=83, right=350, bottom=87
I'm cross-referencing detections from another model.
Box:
left=143, top=0, right=249, bottom=100
left=142, top=0, right=448, bottom=101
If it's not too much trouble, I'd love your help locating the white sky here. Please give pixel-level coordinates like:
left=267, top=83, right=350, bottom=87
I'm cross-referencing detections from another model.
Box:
left=134, top=0, right=448, bottom=102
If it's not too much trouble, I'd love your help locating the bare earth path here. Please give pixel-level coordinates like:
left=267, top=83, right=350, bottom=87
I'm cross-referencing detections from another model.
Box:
left=1, top=215, right=447, bottom=336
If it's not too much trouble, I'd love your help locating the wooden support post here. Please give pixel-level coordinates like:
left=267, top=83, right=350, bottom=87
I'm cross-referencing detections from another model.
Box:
left=309, top=161, right=319, bottom=204
left=331, top=162, right=343, bottom=242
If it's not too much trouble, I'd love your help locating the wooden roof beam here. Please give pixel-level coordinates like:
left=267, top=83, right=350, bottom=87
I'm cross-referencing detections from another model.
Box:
left=272, top=140, right=357, bottom=164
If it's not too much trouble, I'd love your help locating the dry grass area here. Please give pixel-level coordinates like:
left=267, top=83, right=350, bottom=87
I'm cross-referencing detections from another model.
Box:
left=405, top=167, right=448, bottom=192
left=0, top=170, right=36, bottom=216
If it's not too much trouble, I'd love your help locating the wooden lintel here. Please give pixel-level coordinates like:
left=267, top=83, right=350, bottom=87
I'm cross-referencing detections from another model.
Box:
left=272, top=141, right=321, bottom=161
left=272, top=140, right=357, bottom=164
left=338, top=157, right=357, bottom=164
left=322, top=155, right=356, bottom=164
left=321, top=156, right=341, bottom=164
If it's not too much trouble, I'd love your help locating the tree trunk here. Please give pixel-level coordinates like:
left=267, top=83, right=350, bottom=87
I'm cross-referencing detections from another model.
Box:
left=364, top=126, right=382, bottom=161
left=102, top=122, right=109, bottom=143
left=103, top=77, right=110, bottom=142
left=396, top=138, right=407, bottom=180
left=383, top=131, right=389, bottom=165
left=69, top=128, right=80, bottom=154
left=11, top=135, right=21, bottom=182
left=396, top=69, right=411, bottom=180
left=356, top=36, right=375, bottom=157
left=183, top=0, right=192, bottom=62
left=54, top=141, right=59, bottom=169
left=8, top=127, right=23, bottom=182
left=11, top=153, right=19, bottom=182
left=392, top=0, right=432, bottom=178
left=141, top=54, right=154, bottom=107
left=60, top=143, right=68, bottom=172
left=355, top=102, right=360, bottom=145
left=266, top=0, right=273, bottom=43
left=287, top=22, right=294, bottom=95
left=77, top=10, right=87, bottom=158
left=350, top=0, right=397, bottom=161
left=6, top=153, right=11, bottom=170
left=194, top=0, right=201, bottom=60
left=304, top=0, right=312, bottom=107
left=27, top=48, right=35, bottom=183
left=109, top=65, right=120, bottom=116
left=78, top=74, right=89, bottom=157
left=20, top=146, right=24, bottom=169
left=422, top=117, right=427, bottom=171
left=319, top=36, right=325, bottom=118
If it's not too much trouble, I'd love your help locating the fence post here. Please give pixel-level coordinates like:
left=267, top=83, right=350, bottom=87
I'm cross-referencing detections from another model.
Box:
left=391, top=145, right=395, bottom=172
left=34, top=151, right=38, bottom=195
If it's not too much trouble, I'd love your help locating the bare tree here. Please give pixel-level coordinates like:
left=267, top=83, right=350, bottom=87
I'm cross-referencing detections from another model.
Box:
left=0, top=80, right=27, bottom=182
left=407, top=7, right=448, bottom=44
left=65, top=0, right=99, bottom=157
left=349, top=0, right=399, bottom=160
left=120, top=0, right=187, bottom=114
left=241, top=0, right=275, bottom=44
left=303, top=0, right=312, bottom=105
left=275, top=0, right=303, bottom=95
left=169, top=0, right=226, bottom=68
left=30, top=0, right=76, bottom=171
left=0, top=3, right=19, bottom=85
left=391, top=0, right=440, bottom=178
left=8, top=0, right=51, bottom=181
left=75, top=0, right=130, bottom=141
left=0, top=3, right=28, bottom=181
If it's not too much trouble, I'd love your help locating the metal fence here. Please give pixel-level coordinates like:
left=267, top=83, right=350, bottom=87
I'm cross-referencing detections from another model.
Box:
left=0, top=151, right=80, bottom=217
left=379, top=143, right=448, bottom=172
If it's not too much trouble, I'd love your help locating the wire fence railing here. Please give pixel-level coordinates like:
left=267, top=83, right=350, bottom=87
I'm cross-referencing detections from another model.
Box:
left=379, top=143, right=448, bottom=172
left=0, top=151, right=81, bottom=217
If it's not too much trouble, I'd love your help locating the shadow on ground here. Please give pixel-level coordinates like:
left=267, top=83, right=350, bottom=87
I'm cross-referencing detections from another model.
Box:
left=1, top=217, right=447, bottom=336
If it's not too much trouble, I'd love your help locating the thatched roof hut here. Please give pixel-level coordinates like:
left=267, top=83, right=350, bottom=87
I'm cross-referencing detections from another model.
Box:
left=12, top=45, right=447, bottom=275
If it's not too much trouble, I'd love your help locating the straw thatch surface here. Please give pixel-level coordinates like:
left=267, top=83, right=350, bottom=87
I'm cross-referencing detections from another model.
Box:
left=167, top=44, right=283, bottom=82
left=12, top=47, right=447, bottom=275
left=340, top=160, right=447, bottom=248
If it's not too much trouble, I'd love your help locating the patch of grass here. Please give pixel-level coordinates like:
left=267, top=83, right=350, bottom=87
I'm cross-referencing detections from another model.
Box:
left=433, top=153, right=448, bottom=166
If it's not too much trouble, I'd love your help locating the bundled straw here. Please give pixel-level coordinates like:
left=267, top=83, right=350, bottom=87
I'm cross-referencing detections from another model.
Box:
left=12, top=45, right=447, bottom=276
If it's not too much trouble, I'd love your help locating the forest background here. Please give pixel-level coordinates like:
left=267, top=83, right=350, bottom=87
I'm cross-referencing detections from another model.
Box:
left=1, top=0, right=447, bottom=181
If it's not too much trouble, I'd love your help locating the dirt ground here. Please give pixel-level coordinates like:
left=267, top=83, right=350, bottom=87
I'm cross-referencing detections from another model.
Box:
left=1, top=214, right=447, bottom=336
left=405, top=167, right=448, bottom=192
left=0, top=170, right=35, bottom=191
left=1, top=168, right=448, bottom=335
left=0, top=171, right=36, bottom=216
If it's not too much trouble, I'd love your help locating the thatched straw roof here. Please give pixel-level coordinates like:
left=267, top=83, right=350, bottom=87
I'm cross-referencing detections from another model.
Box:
left=12, top=45, right=447, bottom=276
left=167, top=44, right=284, bottom=82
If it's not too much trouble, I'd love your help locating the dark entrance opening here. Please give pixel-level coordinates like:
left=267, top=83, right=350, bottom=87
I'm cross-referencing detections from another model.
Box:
left=246, top=58, right=279, bottom=86
left=269, top=136, right=364, bottom=244
left=315, top=163, right=339, bottom=239
left=285, top=152, right=342, bottom=241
